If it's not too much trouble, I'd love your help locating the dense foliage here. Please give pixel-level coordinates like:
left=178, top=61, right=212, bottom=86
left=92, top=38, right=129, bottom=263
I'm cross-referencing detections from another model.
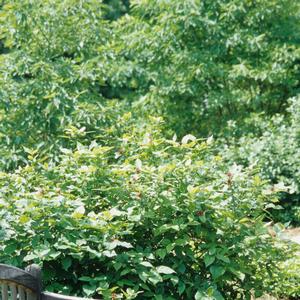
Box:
left=107, top=0, right=300, bottom=135
left=223, top=96, right=300, bottom=224
left=0, top=0, right=300, bottom=299
left=1, top=118, right=298, bottom=299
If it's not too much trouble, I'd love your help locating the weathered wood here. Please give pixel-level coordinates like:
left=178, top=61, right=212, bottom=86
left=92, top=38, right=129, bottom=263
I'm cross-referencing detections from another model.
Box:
left=1, top=264, right=98, bottom=300
left=1, top=282, right=8, bottom=300
left=18, top=285, right=26, bottom=300
left=0, top=264, right=39, bottom=292
left=27, top=290, right=37, bottom=300
left=9, top=283, right=17, bottom=300
left=25, top=264, right=42, bottom=300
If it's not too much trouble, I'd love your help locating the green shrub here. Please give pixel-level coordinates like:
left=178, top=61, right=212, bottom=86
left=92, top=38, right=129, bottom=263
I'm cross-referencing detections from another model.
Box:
left=223, top=96, right=300, bottom=224
left=0, top=116, right=298, bottom=299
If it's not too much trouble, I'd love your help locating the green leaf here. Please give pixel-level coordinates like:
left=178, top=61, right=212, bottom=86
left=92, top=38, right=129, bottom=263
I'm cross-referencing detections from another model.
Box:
left=204, top=255, right=215, bottom=267
left=156, top=248, right=167, bottom=259
left=229, top=268, right=246, bottom=281
left=79, top=276, right=93, bottom=282
left=48, top=250, right=61, bottom=259
left=140, top=261, right=153, bottom=268
left=148, top=272, right=163, bottom=285
left=83, top=284, right=96, bottom=296
left=62, top=257, right=72, bottom=271
left=155, top=224, right=180, bottom=236
left=195, top=289, right=224, bottom=300
left=210, top=266, right=225, bottom=280
left=178, top=281, right=186, bottom=295
left=195, top=291, right=209, bottom=300
left=4, top=244, right=17, bottom=255
left=216, top=254, right=230, bottom=263
left=156, top=266, right=176, bottom=274
left=23, top=253, right=39, bottom=262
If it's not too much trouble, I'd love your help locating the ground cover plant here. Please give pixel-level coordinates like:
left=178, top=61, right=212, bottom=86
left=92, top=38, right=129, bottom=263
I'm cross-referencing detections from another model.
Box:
left=0, top=0, right=300, bottom=299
